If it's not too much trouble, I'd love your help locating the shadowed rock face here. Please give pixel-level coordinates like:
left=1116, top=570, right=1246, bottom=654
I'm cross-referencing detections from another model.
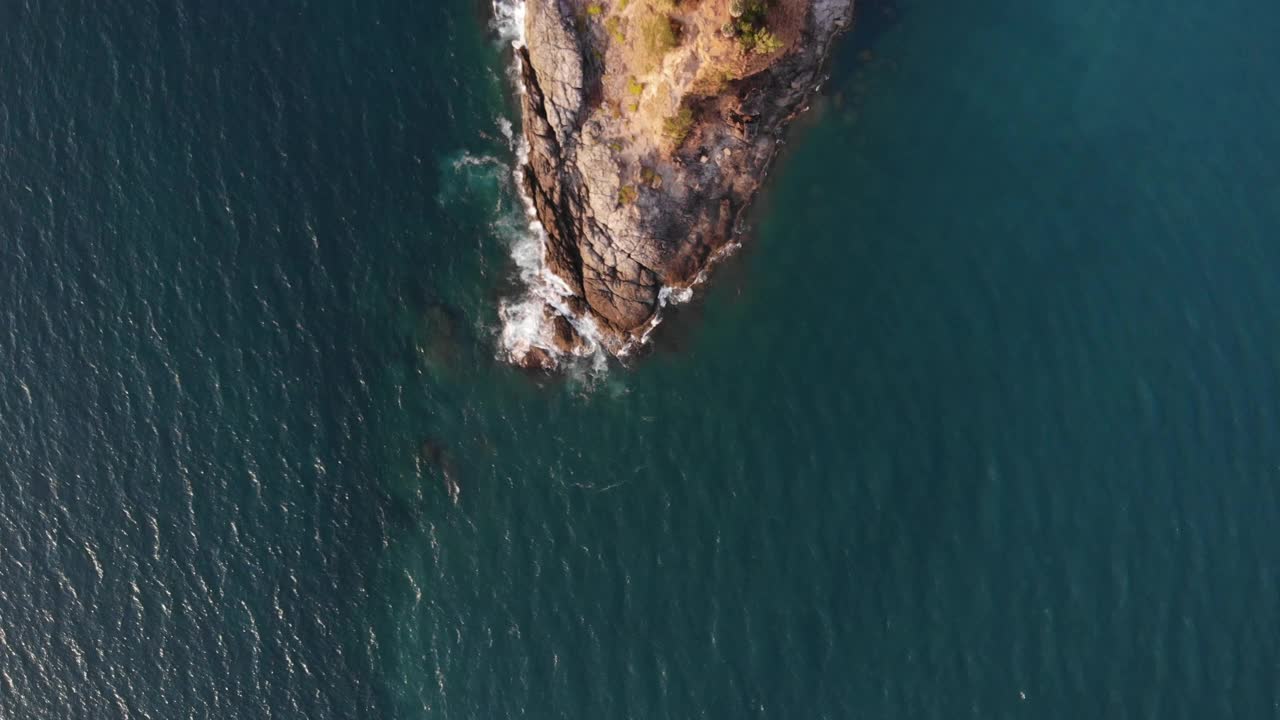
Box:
left=515, top=0, right=854, bottom=365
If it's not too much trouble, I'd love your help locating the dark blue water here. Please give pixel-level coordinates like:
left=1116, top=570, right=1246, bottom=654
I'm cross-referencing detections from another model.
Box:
left=2, top=0, right=1278, bottom=717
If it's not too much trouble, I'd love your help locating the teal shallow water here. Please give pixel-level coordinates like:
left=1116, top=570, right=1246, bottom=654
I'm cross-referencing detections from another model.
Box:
left=2, top=0, right=1279, bottom=717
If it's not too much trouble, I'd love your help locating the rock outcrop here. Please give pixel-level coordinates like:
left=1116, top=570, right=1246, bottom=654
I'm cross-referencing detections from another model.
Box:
left=512, top=0, right=854, bottom=366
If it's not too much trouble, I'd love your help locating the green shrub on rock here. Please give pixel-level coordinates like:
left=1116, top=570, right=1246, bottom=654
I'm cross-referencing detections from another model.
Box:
left=726, top=0, right=784, bottom=54
left=640, top=14, right=679, bottom=68
left=662, top=107, right=695, bottom=145
left=605, top=16, right=625, bottom=43
left=749, top=28, right=784, bottom=54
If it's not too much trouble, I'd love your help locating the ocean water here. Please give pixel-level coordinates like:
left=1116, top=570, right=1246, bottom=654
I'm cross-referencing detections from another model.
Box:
left=2, top=0, right=1279, bottom=717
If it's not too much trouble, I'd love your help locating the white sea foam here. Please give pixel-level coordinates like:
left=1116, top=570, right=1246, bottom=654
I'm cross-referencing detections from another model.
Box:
left=489, top=0, right=525, bottom=49
left=449, top=151, right=504, bottom=171
left=658, top=285, right=694, bottom=306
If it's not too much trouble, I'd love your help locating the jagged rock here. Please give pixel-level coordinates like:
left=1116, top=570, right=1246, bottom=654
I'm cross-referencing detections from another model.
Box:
left=517, top=0, right=855, bottom=359
left=548, top=307, right=587, bottom=354
left=516, top=345, right=557, bottom=371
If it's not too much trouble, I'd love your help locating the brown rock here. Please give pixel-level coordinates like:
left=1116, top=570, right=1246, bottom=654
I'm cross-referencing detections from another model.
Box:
left=516, top=0, right=854, bottom=361
left=516, top=346, right=556, bottom=372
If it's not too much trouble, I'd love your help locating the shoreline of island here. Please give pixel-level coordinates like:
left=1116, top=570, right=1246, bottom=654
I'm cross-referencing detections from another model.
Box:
left=497, top=0, right=855, bottom=369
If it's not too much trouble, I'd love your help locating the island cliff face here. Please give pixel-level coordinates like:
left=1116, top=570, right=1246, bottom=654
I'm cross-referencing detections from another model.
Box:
left=512, top=0, right=854, bottom=368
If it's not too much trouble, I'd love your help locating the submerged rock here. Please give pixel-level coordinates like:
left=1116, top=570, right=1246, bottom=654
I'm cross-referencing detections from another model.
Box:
left=418, top=438, right=460, bottom=504
left=511, top=0, right=855, bottom=365
left=416, top=301, right=467, bottom=370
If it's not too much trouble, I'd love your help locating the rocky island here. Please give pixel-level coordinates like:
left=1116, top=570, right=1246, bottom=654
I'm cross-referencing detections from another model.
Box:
left=508, top=0, right=855, bottom=368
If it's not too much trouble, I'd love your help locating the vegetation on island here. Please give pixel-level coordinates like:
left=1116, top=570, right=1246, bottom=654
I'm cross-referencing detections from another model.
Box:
left=574, top=0, right=789, bottom=157
left=605, top=15, right=625, bottom=42
left=640, top=165, right=662, bottom=188
left=662, top=105, right=695, bottom=145
left=723, top=0, right=785, bottom=54
left=640, top=12, right=680, bottom=68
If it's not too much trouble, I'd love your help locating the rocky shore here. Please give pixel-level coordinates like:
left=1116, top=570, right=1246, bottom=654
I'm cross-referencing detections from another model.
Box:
left=510, top=0, right=855, bottom=368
